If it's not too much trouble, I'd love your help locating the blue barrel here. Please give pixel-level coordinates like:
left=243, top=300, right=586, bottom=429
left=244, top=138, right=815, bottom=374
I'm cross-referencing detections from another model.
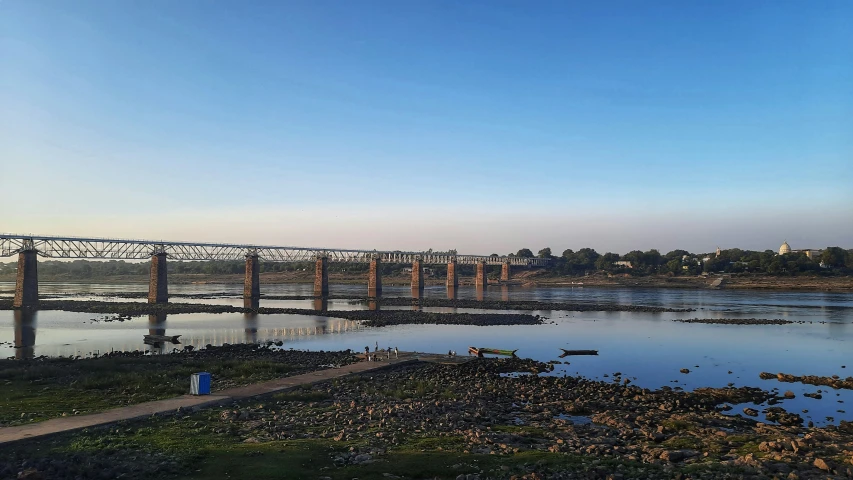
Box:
left=190, top=372, right=211, bottom=395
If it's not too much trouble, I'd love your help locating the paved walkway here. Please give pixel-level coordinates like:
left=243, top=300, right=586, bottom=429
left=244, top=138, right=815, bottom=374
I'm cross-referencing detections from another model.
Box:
left=0, top=351, right=466, bottom=445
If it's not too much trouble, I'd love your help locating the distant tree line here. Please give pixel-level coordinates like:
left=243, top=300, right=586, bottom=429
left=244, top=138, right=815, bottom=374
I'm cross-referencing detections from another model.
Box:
left=0, top=247, right=851, bottom=279
left=508, top=246, right=853, bottom=276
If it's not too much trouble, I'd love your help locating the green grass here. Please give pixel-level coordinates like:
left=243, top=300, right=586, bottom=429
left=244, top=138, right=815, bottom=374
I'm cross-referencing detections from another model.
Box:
left=0, top=354, right=314, bottom=426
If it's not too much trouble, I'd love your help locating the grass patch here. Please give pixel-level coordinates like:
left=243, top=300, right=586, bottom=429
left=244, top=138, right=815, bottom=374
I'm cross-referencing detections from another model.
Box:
left=0, top=347, right=354, bottom=426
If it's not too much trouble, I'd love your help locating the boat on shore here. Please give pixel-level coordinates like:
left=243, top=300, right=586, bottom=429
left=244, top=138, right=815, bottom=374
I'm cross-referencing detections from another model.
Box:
left=468, top=347, right=518, bottom=357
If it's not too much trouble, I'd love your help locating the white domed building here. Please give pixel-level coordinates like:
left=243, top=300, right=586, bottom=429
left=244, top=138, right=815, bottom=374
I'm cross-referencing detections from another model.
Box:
left=778, top=241, right=821, bottom=259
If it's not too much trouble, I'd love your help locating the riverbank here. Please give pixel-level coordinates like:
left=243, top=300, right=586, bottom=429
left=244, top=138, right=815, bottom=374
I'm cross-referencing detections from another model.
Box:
left=534, top=272, right=853, bottom=292
left=3, top=357, right=852, bottom=479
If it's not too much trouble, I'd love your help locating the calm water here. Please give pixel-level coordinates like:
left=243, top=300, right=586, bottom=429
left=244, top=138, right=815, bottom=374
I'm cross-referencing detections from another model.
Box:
left=2, top=282, right=852, bottom=426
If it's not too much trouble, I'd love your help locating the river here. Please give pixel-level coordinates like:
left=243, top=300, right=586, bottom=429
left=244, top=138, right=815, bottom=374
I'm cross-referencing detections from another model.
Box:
left=2, top=282, right=852, bottom=426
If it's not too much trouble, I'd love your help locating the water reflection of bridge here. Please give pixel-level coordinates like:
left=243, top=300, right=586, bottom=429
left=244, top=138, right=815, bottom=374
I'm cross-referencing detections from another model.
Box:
left=6, top=310, right=362, bottom=358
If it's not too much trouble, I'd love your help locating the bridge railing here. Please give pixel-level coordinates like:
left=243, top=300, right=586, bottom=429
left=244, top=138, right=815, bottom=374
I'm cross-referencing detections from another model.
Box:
left=0, top=234, right=549, bottom=267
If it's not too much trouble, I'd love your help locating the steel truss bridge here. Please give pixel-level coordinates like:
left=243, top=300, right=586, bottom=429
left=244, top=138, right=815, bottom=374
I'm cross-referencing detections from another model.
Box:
left=0, top=234, right=548, bottom=267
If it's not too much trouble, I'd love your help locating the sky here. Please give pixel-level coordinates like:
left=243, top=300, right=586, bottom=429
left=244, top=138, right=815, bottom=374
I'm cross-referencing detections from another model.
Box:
left=1, top=0, right=851, bottom=255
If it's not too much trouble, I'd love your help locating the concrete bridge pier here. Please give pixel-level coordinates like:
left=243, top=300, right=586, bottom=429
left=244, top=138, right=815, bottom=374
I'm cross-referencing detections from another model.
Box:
left=148, top=252, right=168, bottom=304
left=501, top=261, right=511, bottom=282
left=368, top=257, right=382, bottom=297
left=475, top=260, right=487, bottom=288
left=244, top=254, right=260, bottom=308
left=13, top=248, right=38, bottom=309
left=411, top=257, right=424, bottom=292
left=446, top=259, right=458, bottom=288
left=314, top=255, right=329, bottom=296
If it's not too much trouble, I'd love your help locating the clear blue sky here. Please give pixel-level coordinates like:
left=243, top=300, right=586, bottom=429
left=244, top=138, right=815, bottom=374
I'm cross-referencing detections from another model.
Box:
left=1, top=0, right=851, bottom=254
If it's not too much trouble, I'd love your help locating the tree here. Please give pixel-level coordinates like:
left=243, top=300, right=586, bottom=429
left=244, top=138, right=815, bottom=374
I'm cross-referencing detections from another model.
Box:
left=820, top=247, right=847, bottom=268
left=665, top=258, right=682, bottom=275
left=537, top=247, right=552, bottom=258
left=516, top=248, right=534, bottom=258
left=595, top=253, right=620, bottom=272
left=664, top=249, right=690, bottom=261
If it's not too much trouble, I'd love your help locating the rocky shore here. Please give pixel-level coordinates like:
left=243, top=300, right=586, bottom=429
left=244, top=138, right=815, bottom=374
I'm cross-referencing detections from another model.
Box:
left=4, top=358, right=853, bottom=479
left=761, top=372, right=853, bottom=391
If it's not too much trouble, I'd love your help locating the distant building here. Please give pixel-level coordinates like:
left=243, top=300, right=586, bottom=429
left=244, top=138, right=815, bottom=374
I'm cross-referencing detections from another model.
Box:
left=614, top=261, right=633, bottom=269
left=778, top=241, right=822, bottom=260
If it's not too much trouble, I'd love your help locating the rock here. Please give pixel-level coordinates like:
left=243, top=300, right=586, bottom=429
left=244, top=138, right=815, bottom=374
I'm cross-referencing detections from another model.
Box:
left=784, top=391, right=795, bottom=399
left=353, top=454, right=372, bottom=464
left=680, top=369, right=690, bottom=374
left=743, top=407, right=759, bottom=417
left=813, top=458, right=831, bottom=472
left=16, top=469, right=43, bottom=480
left=660, top=450, right=686, bottom=462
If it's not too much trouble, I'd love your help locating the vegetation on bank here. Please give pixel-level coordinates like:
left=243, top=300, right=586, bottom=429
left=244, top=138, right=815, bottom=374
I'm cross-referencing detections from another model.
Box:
left=509, top=246, right=853, bottom=276
left=0, top=345, right=356, bottom=427
left=1, top=246, right=850, bottom=283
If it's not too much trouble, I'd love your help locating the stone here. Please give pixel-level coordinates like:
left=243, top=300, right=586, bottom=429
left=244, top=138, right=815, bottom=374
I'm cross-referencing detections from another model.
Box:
left=813, top=458, right=831, bottom=472
left=743, top=407, right=759, bottom=417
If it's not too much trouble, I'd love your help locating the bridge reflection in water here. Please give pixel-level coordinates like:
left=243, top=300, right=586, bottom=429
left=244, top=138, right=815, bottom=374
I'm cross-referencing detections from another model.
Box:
left=6, top=309, right=364, bottom=358
left=14, top=309, right=36, bottom=360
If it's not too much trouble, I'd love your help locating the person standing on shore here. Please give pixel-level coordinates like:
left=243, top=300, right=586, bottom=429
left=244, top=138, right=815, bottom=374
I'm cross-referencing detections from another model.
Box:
left=394, top=347, right=398, bottom=358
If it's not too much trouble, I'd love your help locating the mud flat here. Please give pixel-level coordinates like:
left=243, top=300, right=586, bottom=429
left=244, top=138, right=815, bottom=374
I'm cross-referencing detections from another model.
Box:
left=673, top=318, right=798, bottom=325
left=381, top=297, right=694, bottom=313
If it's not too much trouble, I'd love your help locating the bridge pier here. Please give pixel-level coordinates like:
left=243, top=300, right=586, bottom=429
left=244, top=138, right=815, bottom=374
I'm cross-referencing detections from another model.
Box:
left=501, top=261, right=511, bottom=282
left=368, top=257, right=382, bottom=297
left=411, top=257, right=424, bottom=292
left=446, top=259, right=458, bottom=288
left=244, top=254, right=260, bottom=308
left=314, top=255, right=329, bottom=296
left=475, top=260, right=487, bottom=288
left=13, top=249, right=38, bottom=309
left=148, top=252, right=168, bottom=304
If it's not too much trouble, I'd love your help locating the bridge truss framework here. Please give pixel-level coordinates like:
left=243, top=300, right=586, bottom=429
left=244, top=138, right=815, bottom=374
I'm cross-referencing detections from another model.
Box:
left=0, top=234, right=548, bottom=267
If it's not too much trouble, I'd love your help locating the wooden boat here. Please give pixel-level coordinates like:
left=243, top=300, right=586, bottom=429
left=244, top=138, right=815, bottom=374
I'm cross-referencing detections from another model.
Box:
left=559, top=348, right=598, bottom=356
left=144, top=334, right=182, bottom=344
left=468, top=347, right=517, bottom=357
